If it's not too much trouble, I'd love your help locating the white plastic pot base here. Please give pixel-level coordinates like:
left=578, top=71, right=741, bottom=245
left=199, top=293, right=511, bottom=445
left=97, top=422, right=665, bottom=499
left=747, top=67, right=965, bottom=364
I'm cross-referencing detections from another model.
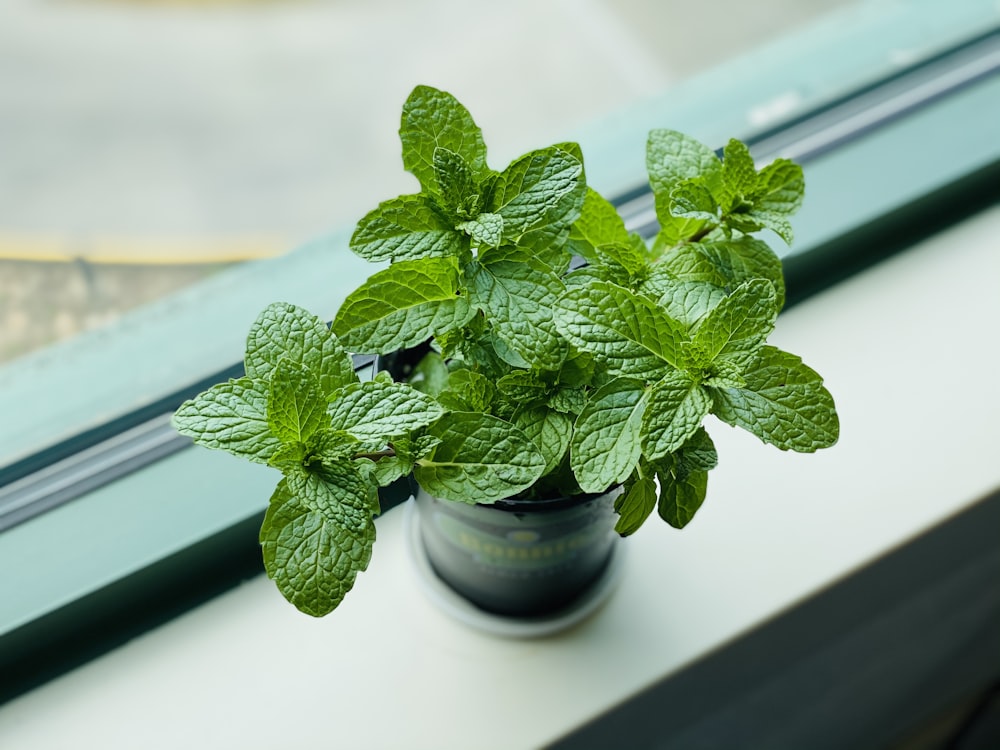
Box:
left=402, top=497, right=626, bottom=638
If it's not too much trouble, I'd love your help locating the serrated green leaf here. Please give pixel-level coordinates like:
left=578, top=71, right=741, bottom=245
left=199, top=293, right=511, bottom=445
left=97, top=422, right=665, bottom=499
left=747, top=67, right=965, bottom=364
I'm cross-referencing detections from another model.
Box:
left=488, top=147, right=583, bottom=238
left=652, top=212, right=708, bottom=251
left=260, top=476, right=375, bottom=617
left=468, top=250, right=568, bottom=369
left=457, top=212, right=503, bottom=247
left=495, top=369, right=548, bottom=404
left=548, top=386, right=588, bottom=415
left=568, top=187, right=629, bottom=263
left=657, top=467, right=708, bottom=529
left=433, top=147, right=478, bottom=217
left=328, top=379, right=444, bottom=441
left=351, top=193, right=466, bottom=263
left=332, top=257, right=474, bottom=353
left=753, top=159, right=804, bottom=216
left=554, top=280, right=686, bottom=378
left=414, top=412, right=545, bottom=503
left=720, top=138, right=758, bottom=209
left=308, top=429, right=362, bottom=462
left=692, top=279, right=777, bottom=370
left=268, top=442, right=307, bottom=472
left=173, top=378, right=282, bottom=464
left=647, top=129, right=722, bottom=223
left=644, top=278, right=726, bottom=328
left=267, top=358, right=328, bottom=445
left=244, top=302, right=355, bottom=398
left=749, top=210, right=795, bottom=245
left=512, top=405, right=572, bottom=477
left=641, top=370, right=710, bottom=460
left=710, top=345, right=839, bottom=451
left=438, top=368, right=497, bottom=412
left=670, top=179, right=719, bottom=222
left=614, top=474, right=656, bottom=536
left=678, top=427, right=719, bottom=473
left=570, top=378, right=648, bottom=493
left=400, top=85, right=489, bottom=191
left=594, top=240, right=649, bottom=279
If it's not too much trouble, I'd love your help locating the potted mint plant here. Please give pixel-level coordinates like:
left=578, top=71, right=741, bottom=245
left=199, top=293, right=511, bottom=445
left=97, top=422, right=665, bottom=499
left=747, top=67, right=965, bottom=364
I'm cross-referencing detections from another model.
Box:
left=173, top=85, right=838, bottom=620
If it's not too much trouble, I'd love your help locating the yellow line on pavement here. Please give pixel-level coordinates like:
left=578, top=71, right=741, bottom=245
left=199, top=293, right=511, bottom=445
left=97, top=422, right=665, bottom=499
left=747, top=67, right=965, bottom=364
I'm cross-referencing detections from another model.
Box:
left=0, top=233, right=291, bottom=265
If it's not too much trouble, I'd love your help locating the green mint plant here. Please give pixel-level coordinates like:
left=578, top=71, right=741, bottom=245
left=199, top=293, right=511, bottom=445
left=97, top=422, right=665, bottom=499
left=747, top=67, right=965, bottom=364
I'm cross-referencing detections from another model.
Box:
left=173, top=85, right=838, bottom=617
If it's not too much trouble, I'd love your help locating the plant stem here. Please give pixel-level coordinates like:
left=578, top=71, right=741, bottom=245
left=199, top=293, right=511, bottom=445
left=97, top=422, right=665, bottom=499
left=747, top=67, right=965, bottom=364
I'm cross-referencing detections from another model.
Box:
left=352, top=447, right=396, bottom=462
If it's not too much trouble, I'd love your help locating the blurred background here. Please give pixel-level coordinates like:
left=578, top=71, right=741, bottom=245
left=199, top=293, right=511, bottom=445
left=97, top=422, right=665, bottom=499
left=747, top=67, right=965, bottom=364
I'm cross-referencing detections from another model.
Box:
left=0, top=0, right=852, bottom=363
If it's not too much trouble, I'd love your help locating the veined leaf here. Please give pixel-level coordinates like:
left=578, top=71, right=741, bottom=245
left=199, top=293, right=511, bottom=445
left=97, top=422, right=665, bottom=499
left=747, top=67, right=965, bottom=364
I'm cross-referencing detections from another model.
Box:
left=438, top=369, right=496, bottom=412
left=351, top=193, right=466, bottom=263
left=640, top=370, right=711, bottom=460
left=645, top=279, right=727, bottom=328
left=332, top=257, right=474, bottom=353
left=414, top=412, right=545, bottom=503
left=328, top=380, right=444, bottom=441
left=244, top=302, right=355, bottom=398
left=647, top=129, right=722, bottom=223
left=710, top=346, right=839, bottom=452
left=267, top=358, right=327, bottom=445
left=457, top=212, right=503, bottom=248
left=670, top=179, right=719, bottom=222
left=719, top=138, right=758, bottom=209
left=568, top=187, right=629, bottom=263
left=570, top=378, right=649, bottom=493
left=512, top=405, right=572, bottom=477
left=488, top=147, right=583, bottom=238
left=554, top=280, right=686, bottom=378
left=260, top=477, right=375, bottom=617
left=692, top=279, right=777, bottom=370
left=173, top=378, right=281, bottom=464
left=614, top=473, right=656, bottom=536
left=400, top=85, right=489, bottom=191
left=433, top=147, right=478, bottom=217
left=468, top=251, right=568, bottom=370
left=657, top=467, right=709, bottom=529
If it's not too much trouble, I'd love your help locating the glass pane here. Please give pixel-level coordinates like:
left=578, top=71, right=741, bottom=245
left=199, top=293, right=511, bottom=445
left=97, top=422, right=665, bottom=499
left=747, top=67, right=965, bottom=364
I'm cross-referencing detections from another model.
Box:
left=1, top=0, right=856, bottom=364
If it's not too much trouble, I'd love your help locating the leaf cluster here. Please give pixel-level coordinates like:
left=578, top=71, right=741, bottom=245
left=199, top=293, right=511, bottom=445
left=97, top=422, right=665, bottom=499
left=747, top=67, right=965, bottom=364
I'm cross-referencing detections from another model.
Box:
left=173, top=86, right=839, bottom=617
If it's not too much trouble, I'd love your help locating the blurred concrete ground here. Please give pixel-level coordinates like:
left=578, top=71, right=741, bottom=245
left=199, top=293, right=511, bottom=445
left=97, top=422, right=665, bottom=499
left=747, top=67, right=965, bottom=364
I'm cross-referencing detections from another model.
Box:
left=0, top=0, right=850, bottom=362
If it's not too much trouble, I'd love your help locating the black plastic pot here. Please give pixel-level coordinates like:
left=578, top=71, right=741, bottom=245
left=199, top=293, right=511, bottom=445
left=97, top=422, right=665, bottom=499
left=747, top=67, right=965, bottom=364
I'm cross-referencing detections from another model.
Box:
left=413, top=485, right=620, bottom=617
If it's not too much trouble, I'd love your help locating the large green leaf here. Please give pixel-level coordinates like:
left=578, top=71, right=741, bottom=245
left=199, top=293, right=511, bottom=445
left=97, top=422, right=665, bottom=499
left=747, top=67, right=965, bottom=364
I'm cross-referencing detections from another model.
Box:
left=327, top=380, right=444, bottom=441
left=640, top=371, right=711, bottom=460
left=173, top=377, right=281, bottom=464
left=646, top=129, right=722, bottom=223
left=400, top=85, right=489, bottom=191
left=657, top=467, right=709, bottom=529
left=413, top=412, right=545, bottom=503
left=260, top=475, right=375, bottom=617
left=554, top=280, right=685, bottom=378
left=488, top=147, right=583, bottom=238
left=350, top=193, right=466, bottom=263
left=244, top=302, right=355, bottom=398
left=710, top=346, right=839, bottom=451
left=570, top=378, right=648, bottom=493
left=568, top=187, right=629, bottom=263
left=267, top=358, right=328, bottom=445
left=691, top=279, right=777, bottom=370
left=468, top=249, right=568, bottom=369
left=332, top=257, right=474, bottom=353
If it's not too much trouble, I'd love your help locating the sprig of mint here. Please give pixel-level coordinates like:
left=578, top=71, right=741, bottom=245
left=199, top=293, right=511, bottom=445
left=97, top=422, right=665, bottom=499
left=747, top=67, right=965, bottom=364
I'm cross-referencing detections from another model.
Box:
left=174, top=86, right=839, bottom=617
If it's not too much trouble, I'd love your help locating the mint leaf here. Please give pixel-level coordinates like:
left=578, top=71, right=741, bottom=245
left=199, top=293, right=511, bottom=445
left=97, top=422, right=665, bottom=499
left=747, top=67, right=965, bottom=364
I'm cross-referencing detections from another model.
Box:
left=614, top=473, right=656, bottom=536
left=670, top=179, right=719, bottom=222
left=414, top=412, right=545, bottom=503
left=351, top=194, right=466, bottom=263
left=512, top=405, right=572, bottom=477
left=554, top=280, right=686, bottom=378
left=719, top=138, right=758, bottom=209
left=488, top=147, right=583, bottom=238
left=400, top=85, right=489, bottom=191
left=647, top=129, right=722, bottom=222
left=495, top=369, right=548, bottom=405
left=657, top=466, right=708, bottom=529
left=640, top=370, right=711, bottom=460
left=644, top=279, right=726, bottom=328
left=433, top=147, right=478, bottom=217
left=570, top=378, right=648, bottom=493
left=458, top=212, right=503, bottom=248
left=468, top=248, right=568, bottom=370
left=691, top=279, right=777, bottom=370
left=332, top=257, right=474, bottom=353
left=407, top=351, right=450, bottom=396
left=652, top=213, right=708, bottom=251
left=260, top=475, right=375, bottom=617
left=327, top=380, right=444, bottom=441
left=568, top=187, right=629, bottom=263
left=173, top=378, right=281, bottom=464
left=710, top=346, right=839, bottom=451
left=754, top=159, right=804, bottom=216
left=267, top=358, right=327, bottom=445
left=244, top=302, right=355, bottom=398
left=438, top=369, right=497, bottom=412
